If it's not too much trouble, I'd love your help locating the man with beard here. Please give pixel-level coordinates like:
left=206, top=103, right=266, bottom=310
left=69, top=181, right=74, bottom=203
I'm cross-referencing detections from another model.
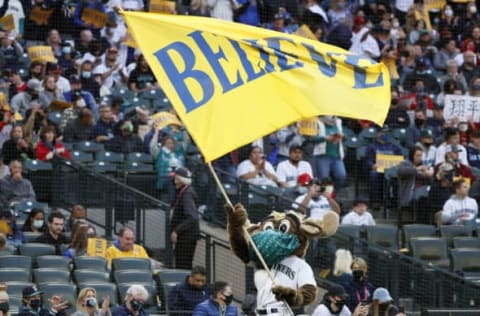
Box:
left=459, top=51, right=480, bottom=86
left=168, top=266, right=211, bottom=314
left=34, top=211, right=70, bottom=255
left=276, top=144, right=313, bottom=198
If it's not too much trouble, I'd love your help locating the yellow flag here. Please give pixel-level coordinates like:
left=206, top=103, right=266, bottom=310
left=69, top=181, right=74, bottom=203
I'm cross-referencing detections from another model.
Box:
left=121, top=11, right=390, bottom=162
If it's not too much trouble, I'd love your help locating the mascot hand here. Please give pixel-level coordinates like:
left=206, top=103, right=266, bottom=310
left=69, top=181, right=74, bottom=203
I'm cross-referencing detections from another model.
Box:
left=272, top=285, right=302, bottom=307
left=225, top=203, right=248, bottom=227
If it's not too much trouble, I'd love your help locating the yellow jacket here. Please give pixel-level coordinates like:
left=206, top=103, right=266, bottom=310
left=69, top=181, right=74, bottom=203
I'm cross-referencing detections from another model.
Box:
left=105, top=244, right=149, bottom=267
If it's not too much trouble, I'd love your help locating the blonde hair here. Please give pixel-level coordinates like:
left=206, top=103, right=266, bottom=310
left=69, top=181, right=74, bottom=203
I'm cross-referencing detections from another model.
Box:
left=352, top=257, right=368, bottom=275
left=76, top=287, right=96, bottom=311
left=0, top=291, right=10, bottom=316
left=333, top=249, right=353, bottom=276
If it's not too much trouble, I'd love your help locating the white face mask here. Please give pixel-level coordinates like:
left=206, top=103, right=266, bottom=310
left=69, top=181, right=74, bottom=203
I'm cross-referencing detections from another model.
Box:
left=76, top=98, right=86, bottom=108
left=470, top=6, right=477, bottom=14
left=458, top=123, right=468, bottom=132
left=33, top=220, right=44, bottom=229
left=445, top=9, right=453, bottom=17
left=392, top=21, right=399, bottom=28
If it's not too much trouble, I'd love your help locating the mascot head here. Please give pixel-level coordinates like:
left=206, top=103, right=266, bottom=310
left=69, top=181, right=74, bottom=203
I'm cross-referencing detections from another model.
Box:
left=246, top=210, right=339, bottom=267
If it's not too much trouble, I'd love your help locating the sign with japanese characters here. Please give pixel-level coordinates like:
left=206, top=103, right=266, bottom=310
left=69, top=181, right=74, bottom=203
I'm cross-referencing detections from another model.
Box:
left=444, top=95, right=480, bottom=122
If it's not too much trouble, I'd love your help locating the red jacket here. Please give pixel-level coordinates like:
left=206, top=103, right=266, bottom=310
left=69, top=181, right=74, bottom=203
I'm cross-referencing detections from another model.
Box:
left=35, top=141, right=71, bottom=161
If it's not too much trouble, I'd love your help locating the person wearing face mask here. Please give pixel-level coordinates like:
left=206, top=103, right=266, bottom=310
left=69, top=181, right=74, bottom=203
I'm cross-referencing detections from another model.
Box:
left=22, top=208, right=47, bottom=233
left=368, top=288, right=400, bottom=316
left=10, top=78, right=41, bottom=117
left=63, top=75, right=99, bottom=128
left=72, top=287, right=110, bottom=316
left=365, top=127, right=403, bottom=210
left=112, top=284, right=149, bottom=316
left=79, top=61, right=101, bottom=99
left=344, top=257, right=374, bottom=313
left=312, top=284, right=368, bottom=316
left=192, top=281, right=238, bottom=316
left=104, top=119, right=144, bottom=154
left=276, top=145, right=313, bottom=196
left=384, top=91, right=410, bottom=129
left=405, top=108, right=427, bottom=149
left=402, top=58, right=440, bottom=95
left=63, top=108, right=96, bottom=143
left=434, top=40, right=461, bottom=73
left=19, top=286, right=69, bottom=316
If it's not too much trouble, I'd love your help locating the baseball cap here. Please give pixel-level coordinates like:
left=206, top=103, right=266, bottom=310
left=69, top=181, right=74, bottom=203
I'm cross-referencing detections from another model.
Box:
left=420, top=128, right=433, bottom=138
left=446, top=144, right=462, bottom=153
left=326, top=284, right=348, bottom=299
left=27, top=79, right=41, bottom=92
left=22, top=285, right=43, bottom=298
left=372, top=287, right=393, bottom=303
left=69, top=74, right=81, bottom=84
left=353, top=197, right=368, bottom=207
left=297, top=173, right=312, bottom=186
left=173, top=167, right=192, bottom=179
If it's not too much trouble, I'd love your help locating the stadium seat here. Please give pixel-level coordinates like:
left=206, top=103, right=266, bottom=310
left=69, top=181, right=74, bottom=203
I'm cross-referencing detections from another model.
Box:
left=91, top=161, right=118, bottom=173
left=392, top=128, right=407, bottom=144
left=6, top=281, right=34, bottom=298
left=13, top=201, right=47, bottom=215
left=358, top=127, right=378, bottom=142
left=0, top=255, right=32, bottom=270
left=22, top=232, right=42, bottom=244
left=140, top=88, right=166, bottom=100
left=33, top=268, right=71, bottom=285
left=70, top=151, right=94, bottom=164
left=365, top=225, right=399, bottom=250
left=36, top=255, right=70, bottom=271
left=410, top=237, right=450, bottom=269
left=18, top=243, right=56, bottom=260
left=343, top=135, right=365, bottom=149
left=73, top=256, right=108, bottom=272
left=123, top=162, right=155, bottom=173
left=402, top=224, right=437, bottom=250
left=62, top=142, right=77, bottom=152
left=450, top=249, right=480, bottom=281
left=126, top=152, right=154, bottom=165
left=96, top=151, right=124, bottom=164
left=73, top=270, right=110, bottom=284
left=23, top=159, right=53, bottom=172
left=39, top=283, right=77, bottom=314
left=453, top=237, right=480, bottom=249
left=112, top=88, right=135, bottom=100
left=157, top=269, right=191, bottom=286
left=113, top=270, right=154, bottom=285
left=0, top=268, right=31, bottom=282
left=78, top=282, right=119, bottom=307
left=439, top=225, right=474, bottom=247
left=161, top=282, right=177, bottom=315
left=111, top=258, right=152, bottom=272
left=48, top=112, right=63, bottom=125
left=8, top=295, right=22, bottom=311
left=76, top=141, right=104, bottom=154
left=334, top=225, right=364, bottom=253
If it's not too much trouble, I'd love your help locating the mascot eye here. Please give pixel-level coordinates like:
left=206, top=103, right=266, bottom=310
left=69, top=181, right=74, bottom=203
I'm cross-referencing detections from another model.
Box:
left=279, top=220, right=291, bottom=233
left=263, top=222, right=274, bottom=230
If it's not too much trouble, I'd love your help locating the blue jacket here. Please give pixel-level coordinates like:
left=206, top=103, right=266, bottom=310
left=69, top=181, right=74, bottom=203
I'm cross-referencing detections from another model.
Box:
left=192, top=299, right=237, bottom=316
left=168, top=277, right=211, bottom=315
left=18, top=304, right=67, bottom=316
left=366, top=141, right=403, bottom=170
left=111, top=304, right=147, bottom=316
left=467, top=145, right=480, bottom=169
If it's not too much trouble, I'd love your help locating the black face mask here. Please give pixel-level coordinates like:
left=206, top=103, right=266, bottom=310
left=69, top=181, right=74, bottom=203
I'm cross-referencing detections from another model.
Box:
left=335, top=301, right=345, bottom=311
left=353, top=270, right=364, bottom=282
left=391, top=98, right=398, bottom=105
left=414, top=118, right=425, bottom=127
left=0, top=302, right=9, bottom=313
left=223, top=295, right=233, bottom=305
left=379, top=303, right=390, bottom=312
left=30, top=298, right=41, bottom=309
left=130, top=299, right=143, bottom=311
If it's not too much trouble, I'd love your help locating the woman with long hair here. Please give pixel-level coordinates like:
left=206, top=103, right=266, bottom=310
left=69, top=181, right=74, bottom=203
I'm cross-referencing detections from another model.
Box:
left=72, top=287, right=110, bottom=316
left=35, top=125, right=71, bottom=161
left=63, top=224, right=96, bottom=260
left=22, top=209, right=47, bottom=233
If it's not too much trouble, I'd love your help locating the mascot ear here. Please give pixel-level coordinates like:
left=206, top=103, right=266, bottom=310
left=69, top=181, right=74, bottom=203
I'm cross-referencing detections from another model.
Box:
left=246, top=223, right=261, bottom=235
left=300, top=211, right=339, bottom=238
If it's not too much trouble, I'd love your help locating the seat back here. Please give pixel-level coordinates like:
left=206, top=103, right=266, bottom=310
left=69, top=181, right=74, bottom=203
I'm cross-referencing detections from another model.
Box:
left=111, top=258, right=151, bottom=272
left=70, top=151, right=94, bottom=164
left=73, top=270, right=110, bottom=284
left=0, top=268, right=31, bottom=282
left=18, top=243, right=56, bottom=258
left=23, top=232, right=43, bottom=243
left=36, top=255, right=70, bottom=271
left=73, top=256, right=108, bottom=272
left=410, top=237, right=449, bottom=269
left=113, top=270, right=153, bottom=285
left=97, top=151, right=125, bottom=164
left=402, top=224, right=437, bottom=248
left=126, top=152, right=154, bottom=164
left=440, top=225, right=474, bottom=247
left=365, top=225, right=399, bottom=250
left=5, top=281, right=35, bottom=298
left=450, top=249, right=480, bottom=277
left=157, top=269, right=191, bottom=285
left=0, top=255, right=32, bottom=270
left=33, top=268, right=71, bottom=285
left=453, top=237, right=480, bottom=249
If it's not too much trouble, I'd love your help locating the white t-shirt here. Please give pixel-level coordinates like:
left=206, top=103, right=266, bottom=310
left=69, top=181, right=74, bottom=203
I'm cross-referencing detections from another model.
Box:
left=312, top=304, right=351, bottom=316
left=255, top=256, right=316, bottom=309
left=341, top=211, right=376, bottom=226
left=0, top=0, right=24, bottom=35
left=441, top=195, right=478, bottom=225
left=276, top=160, right=313, bottom=188
left=350, top=27, right=380, bottom=59
left=293, top=194, right=331, bottom=219
left=236, top=159, right=277, bottom=187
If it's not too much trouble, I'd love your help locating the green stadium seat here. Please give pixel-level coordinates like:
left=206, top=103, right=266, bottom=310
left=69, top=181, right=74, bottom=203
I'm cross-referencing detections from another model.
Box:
left=73, top=256, right=108, bottom=272
left=453, top=237, right=480, bottom=249
left=0, top=268, right=31, bottom=282
left=0, top=255, right=32, bottom=270
left=33, top=268, right=71, bottom=285
left=113, top=270, right=154, bottom=285
left=18, top=243, right=56, bottom=259
left=73, top=270, right=110, bottom=284
left=36, top=255, right=70, bottom=271
left=410, top=237, right=450, bottom=269
left=365, top=224, right=399, bottom=250
left=111, top=258, right=151, bottom=272
left=439, top=225, right=474, bottom=248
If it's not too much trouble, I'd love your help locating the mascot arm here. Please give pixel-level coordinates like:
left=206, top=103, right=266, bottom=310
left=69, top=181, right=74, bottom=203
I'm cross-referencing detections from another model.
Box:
left=226, top=203, right=251, bottom=263
left=271, top=284, right=317, bottom=308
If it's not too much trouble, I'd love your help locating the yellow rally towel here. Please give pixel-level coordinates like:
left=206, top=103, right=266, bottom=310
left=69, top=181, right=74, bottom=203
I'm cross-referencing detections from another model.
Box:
left=121, top=11, right=391, bottom=162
